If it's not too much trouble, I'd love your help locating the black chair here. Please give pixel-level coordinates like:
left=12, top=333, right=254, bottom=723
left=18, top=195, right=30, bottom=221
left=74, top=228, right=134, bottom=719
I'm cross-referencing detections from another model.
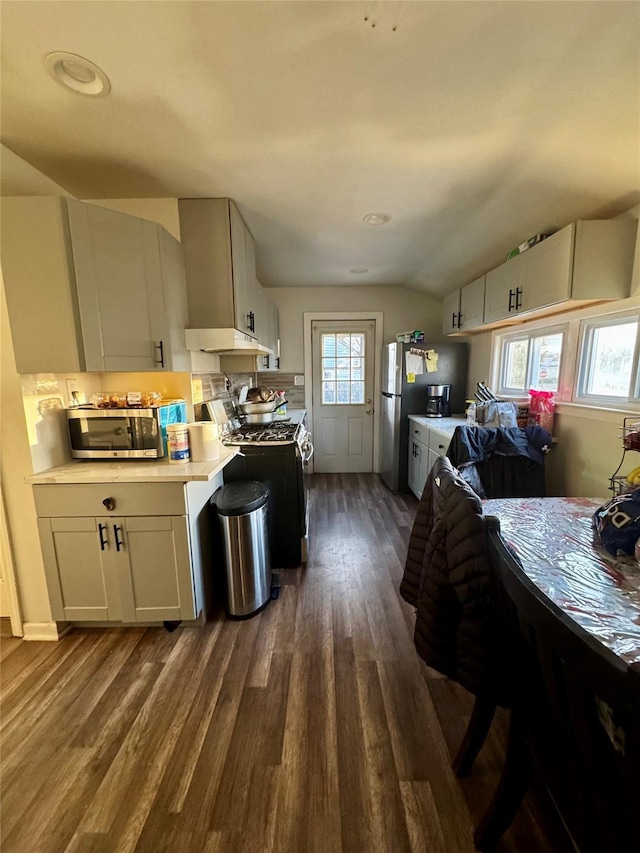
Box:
left=475, top=515, right=640, bottom=852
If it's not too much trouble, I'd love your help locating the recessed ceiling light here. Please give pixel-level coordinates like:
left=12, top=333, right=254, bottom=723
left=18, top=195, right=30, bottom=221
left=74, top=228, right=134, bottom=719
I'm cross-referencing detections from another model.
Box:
left=363, top=212, right=391, bottom=226
left=45, top=51, right=111, bottom=97
left=350, top=267, right=369, bottom=274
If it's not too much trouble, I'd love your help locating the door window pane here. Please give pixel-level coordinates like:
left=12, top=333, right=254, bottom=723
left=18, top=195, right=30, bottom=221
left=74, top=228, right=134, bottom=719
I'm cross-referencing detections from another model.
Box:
left=321, top=332, right=366, bottom=404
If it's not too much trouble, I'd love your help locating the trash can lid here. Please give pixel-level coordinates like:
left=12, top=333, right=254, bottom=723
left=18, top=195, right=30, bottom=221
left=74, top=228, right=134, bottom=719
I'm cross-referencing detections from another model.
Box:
left=211, top=480, right=269, bottom=516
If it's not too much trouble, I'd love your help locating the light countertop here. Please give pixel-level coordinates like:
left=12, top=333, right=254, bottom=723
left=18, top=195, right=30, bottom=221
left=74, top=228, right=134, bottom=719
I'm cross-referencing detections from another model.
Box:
left=408, top=415, right=467, bottom=437
left=26, top=446, right=241, bottom=485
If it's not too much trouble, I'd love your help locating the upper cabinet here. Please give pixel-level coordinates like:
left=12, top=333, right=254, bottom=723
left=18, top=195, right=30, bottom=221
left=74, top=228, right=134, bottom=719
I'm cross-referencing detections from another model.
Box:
left=178, top=198, right=266, bottom=340
left=445, top=220, right=637, bottom=334
left=256, top=284, right=280, bottom=372
left=1, top=197, right=189, bottom=373
left=442, top=275, right=486, bottom=335
left=483, top=220, right=637, bottom=326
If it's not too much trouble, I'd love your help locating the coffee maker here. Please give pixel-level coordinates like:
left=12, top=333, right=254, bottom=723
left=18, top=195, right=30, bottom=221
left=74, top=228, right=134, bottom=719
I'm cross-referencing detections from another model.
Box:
left=425, top=384, right=451, bottom=417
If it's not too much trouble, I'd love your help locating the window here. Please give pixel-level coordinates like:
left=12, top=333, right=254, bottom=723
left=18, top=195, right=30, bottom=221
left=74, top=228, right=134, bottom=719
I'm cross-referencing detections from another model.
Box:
left=576, top=313, right=640, bottom=403
left=497, top=327, right=565, bottom=396
left=321, top=332, right=365, bottom=404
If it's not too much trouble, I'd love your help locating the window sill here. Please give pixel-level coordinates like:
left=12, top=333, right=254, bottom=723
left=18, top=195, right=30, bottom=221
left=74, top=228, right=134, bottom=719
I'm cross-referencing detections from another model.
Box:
left=555, top=402, right=640, bottom=423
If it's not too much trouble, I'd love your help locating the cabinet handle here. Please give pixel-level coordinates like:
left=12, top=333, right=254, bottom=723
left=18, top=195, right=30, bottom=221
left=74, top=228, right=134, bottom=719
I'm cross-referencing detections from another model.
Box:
left=515, top=287, right=523, bottom=310
left=98, top=523, right=108, bottom=551
left=263, top=354, right=270, bottom=369
left=457, top=311, right=462, bottom=328
left=113, top=524, right=124, bottom=552
left=247, top=311, right=255, bottom=333
left=508, top=289, right=514, bottom=312
left=275, top=356, right=280, bottom=369
left=451, top=312, right=457, bottom=330
left=155, top=340, right=165, bottom=368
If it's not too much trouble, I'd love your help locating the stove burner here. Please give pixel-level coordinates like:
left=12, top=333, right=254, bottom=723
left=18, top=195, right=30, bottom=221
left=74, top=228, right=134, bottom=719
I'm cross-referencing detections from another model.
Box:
left=223, top=420, right=301, bottom=446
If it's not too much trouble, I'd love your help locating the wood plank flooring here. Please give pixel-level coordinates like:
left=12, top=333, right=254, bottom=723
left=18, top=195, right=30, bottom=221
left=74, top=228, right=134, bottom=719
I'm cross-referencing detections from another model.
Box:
left=0, top=474, right=571, bottom=852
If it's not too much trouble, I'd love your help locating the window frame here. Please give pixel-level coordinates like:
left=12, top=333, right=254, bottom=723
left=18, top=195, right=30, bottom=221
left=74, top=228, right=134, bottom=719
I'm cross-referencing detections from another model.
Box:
left=574, top=310, right=640, bottom=407
left=494, top=323, right=567, bottom=399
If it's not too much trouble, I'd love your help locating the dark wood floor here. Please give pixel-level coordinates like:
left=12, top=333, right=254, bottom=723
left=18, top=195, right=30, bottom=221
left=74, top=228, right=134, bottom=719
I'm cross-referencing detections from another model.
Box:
left=1, top=474, right=572, bottom=852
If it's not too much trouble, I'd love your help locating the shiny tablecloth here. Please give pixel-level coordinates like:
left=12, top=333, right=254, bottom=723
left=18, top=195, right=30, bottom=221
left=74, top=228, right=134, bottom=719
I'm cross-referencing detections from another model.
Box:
left=483, top=497, right=640, bottom=666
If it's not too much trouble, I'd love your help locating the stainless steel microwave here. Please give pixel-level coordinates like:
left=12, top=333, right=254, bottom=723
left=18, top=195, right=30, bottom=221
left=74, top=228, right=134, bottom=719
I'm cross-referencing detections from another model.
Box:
left=66, top=402, right=186, bottom=459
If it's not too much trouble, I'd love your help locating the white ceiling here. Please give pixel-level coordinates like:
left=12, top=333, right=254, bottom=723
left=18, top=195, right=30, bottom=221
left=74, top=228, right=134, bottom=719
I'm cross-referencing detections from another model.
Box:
left=1, top=1, right=638, bottom=297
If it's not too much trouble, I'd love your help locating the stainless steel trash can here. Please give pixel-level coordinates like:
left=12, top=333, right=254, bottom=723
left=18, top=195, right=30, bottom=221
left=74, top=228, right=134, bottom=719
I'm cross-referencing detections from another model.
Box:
left=211, top=481, right=271, bottom=618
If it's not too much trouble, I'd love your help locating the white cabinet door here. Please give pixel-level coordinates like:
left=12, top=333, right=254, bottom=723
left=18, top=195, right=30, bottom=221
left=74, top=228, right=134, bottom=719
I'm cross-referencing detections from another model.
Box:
left=408, top=438, right=429, bottom=498
left=230, top=201, right=252, bottom=334
left=484, top=252, right=527, bottom=323
left=154, top=226, right=190, bottom=372
left=427, top=447, right=440, bottom=478
left=460, top=275, right=486, bottom=330
left=38, top=516, right=121, bottom=622
left=38, top=514, right=195, bottom=624
left=113, top=516, right=195, bottom=622
left=67, top=201, right=163, bottom=371
left=521, top=225, right=574, bottom=313
left=442, top=290, right=461, bottom=335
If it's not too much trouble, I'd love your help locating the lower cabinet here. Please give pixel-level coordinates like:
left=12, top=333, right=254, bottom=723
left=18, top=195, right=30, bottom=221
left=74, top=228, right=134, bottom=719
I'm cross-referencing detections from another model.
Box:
left=34, top=483, right=197, bottom=623
left=407, top=418, right=453, bottom=499
left=408, top=437, right=429, bottom=499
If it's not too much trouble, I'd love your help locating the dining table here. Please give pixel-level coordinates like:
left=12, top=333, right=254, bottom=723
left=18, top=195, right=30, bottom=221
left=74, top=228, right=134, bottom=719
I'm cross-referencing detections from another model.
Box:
left=482, top=496, right=640, bottom=667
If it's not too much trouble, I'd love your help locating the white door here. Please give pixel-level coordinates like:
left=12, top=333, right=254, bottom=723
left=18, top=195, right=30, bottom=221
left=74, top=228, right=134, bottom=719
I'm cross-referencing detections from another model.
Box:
left=312, top=320, right=375, bottom=473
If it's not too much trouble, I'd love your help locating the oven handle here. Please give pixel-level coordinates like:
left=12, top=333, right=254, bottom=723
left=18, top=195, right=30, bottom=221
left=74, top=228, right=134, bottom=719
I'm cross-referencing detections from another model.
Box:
left=302, top=441, right=314, bottom=464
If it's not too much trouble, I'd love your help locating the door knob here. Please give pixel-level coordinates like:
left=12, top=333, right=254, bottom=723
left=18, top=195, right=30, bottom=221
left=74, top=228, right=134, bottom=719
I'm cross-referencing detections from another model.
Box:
left=366, top=409, right=373, bottom=414
left=366, top=398, right=372, bottom=404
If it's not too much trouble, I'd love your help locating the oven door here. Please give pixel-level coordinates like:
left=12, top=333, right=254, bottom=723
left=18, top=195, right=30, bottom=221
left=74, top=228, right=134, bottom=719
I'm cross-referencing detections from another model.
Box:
left=223, top=443, right=305, bottom=568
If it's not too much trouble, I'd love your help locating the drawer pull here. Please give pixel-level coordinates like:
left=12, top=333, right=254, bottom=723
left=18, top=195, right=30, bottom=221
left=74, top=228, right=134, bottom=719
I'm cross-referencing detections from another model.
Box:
left=102, top=497, right=115, bottom=512
left=98, top=523, right=108, bottom=551
left=113, top=524, right=124, bottom=552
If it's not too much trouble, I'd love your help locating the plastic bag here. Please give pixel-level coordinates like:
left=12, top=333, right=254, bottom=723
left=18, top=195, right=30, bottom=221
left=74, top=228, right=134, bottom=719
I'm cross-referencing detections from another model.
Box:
left=475, top=400, right=518, bottom=428
left=528, top=389, right=555, bottom=433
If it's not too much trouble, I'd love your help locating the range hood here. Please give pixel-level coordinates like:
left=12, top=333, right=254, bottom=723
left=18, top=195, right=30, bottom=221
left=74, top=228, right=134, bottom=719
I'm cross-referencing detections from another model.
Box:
left=185, top=328, right=272, bottom=356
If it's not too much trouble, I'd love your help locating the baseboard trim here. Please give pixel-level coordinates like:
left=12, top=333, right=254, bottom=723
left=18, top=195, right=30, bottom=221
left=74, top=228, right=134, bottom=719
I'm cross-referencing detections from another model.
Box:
left=22, top=621, right=71, bottom=641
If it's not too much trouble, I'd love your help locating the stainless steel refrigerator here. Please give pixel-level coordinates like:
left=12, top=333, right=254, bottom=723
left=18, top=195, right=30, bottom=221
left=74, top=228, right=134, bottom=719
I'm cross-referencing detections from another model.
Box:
left=380, top=341, right=469, bottom=492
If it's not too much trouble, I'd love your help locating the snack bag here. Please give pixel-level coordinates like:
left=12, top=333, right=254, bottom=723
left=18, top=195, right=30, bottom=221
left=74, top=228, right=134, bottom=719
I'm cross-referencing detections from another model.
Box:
left=528, top=389, right=555, bottom=434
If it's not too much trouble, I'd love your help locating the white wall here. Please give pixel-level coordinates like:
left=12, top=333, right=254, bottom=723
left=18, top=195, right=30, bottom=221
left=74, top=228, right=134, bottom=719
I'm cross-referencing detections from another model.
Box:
left=267, top=285, right=445, bottom=372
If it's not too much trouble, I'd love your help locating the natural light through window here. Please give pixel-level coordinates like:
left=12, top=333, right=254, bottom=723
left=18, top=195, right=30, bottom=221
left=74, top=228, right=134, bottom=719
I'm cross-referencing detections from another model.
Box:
left=321, top=333, right=365, bottom=404
left=579, top=318, right=639, bottom=398
left=499, top=330, right=564, bottom=394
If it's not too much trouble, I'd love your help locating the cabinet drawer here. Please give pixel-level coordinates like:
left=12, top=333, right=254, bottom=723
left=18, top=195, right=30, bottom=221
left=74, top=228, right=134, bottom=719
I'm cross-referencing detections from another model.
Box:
left=428, top=430, right=450, bottom=456
left=33, top=483, right=186, bottom=518
left=409, top=420, right=430, bottom=446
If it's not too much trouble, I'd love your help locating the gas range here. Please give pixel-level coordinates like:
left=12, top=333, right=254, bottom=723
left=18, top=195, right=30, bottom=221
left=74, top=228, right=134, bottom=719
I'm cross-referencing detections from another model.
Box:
left=223, top=421, right=302, bottom=446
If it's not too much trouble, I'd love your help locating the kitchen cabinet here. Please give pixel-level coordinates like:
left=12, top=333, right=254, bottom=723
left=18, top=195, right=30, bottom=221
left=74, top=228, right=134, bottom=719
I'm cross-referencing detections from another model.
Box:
left=1, top=197, right=189, bottom=373
left=443, top=275, right=486, bottom=334
left=407, top=418, right=452, bottom=498
left=256, top=286, right=280, bottom=372
left=33, top=483, right=197, bottom=623
left=483, top=220, right=636, bottom=325
left=178, top=197, right=264, bottom=339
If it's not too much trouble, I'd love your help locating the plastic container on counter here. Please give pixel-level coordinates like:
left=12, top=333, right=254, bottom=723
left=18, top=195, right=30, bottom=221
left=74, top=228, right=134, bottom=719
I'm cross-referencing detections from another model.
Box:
left=166, top=423, right=190, bottom=463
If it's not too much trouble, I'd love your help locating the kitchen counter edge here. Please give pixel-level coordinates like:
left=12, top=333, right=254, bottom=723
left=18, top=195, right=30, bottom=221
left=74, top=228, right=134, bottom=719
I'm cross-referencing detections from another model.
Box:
left=25, top=446, right=241, bottom=485
left=408, top=415, right=467, bottom=436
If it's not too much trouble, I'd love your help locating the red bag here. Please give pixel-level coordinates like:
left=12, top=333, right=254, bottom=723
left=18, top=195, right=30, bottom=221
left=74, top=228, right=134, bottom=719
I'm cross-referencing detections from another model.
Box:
left=528, top=389, right=555, bottom=434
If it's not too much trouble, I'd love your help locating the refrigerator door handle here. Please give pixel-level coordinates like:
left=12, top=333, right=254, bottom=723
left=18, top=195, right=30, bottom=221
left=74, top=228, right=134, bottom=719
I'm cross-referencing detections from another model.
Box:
left=381, top=391, right=395, bottom=398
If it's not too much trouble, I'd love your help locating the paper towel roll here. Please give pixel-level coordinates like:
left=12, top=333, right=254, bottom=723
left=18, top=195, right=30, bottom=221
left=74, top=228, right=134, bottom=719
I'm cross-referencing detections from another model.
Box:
left=187, top=421, right=220, bottom=462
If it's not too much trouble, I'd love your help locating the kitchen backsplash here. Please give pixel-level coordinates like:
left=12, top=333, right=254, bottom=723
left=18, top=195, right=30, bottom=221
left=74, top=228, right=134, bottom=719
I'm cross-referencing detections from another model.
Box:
left=190, top=371, right=306, bottom=408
